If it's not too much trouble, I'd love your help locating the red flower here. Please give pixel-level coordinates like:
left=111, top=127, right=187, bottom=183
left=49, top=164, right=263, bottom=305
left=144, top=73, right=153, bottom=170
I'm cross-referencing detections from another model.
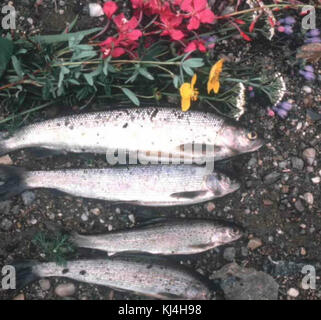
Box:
left=100, top=37, right=126, bottom=58
left=103, top=1, right=118, bottom=19
left=184, top=39, right=207, bottom=53
left=113, top=13, right=142, bottom=41
left=181, top=0, right=215, bottom=30
left=240, top=31, right=252, bottom=41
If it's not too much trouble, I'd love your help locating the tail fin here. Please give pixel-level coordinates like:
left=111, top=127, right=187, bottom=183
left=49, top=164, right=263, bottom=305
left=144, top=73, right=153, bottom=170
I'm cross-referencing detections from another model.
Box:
left=12, top=261, right=39, bottom=290
left=70, top=232, right=90, bottom=248
left=0, top=165, right=28, bottom=200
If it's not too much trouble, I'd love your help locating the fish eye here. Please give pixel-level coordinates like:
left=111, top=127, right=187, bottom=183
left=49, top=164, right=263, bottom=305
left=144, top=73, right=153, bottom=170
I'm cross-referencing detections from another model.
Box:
left=247, top=131, right=258, bottom=140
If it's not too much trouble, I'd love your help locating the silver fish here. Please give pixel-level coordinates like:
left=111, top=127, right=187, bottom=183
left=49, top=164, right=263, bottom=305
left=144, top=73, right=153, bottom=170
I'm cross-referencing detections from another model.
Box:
left=0, top=107, right=264, bottom=162
left=0, top=165, right=240, bottom=206
left=14, top=256, right=211, bottom=300
left=72, top=218, right=243, bottom=255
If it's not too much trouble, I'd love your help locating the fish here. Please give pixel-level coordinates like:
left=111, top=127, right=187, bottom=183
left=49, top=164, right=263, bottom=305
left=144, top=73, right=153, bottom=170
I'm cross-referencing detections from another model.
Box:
left=72, top=218, right=243, bottom=256
left=13, top=256, right=211, bottom=300
left=0, top=164, right=240, bottom=206
left=0, top=107, right=264, bottom=162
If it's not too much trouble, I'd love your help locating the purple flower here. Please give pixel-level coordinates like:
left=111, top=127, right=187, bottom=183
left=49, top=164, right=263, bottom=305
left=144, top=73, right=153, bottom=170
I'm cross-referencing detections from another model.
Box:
left=284, top=16, right=295, bottom=25
left=299, top=70, right=316, bottom=81
left=273, top=107, right=288, bottom=119
left=307, top=29, right=320, bottom=37
left=305, top=37, right=321, bottom=43
left=284, top=25, right=293, bottom=35
left=280, top=101, right=292, bottom=111
left=304, top=65, right=314, bottom=73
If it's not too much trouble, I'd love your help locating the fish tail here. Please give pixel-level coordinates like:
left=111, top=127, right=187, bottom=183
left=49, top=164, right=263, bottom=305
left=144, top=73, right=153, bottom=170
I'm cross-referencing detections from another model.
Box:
left=0, top=165, right=28, bottom=200
left=12, top=261, right=40, bottom=290
left=70, top=232, right=90, bottom=248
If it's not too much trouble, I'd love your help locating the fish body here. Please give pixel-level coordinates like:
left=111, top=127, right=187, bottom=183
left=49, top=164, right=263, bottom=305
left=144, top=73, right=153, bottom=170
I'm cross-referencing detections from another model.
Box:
left=0, top=108, right=264, bottom=162
left=72, top=219, right=243, bottom=255
left=0, top=165, right=240, bottom=206
left=14, top=257, right=211, bottom=300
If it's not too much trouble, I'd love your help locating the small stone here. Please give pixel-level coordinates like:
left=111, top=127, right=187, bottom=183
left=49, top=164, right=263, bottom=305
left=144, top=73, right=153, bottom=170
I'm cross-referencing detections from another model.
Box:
left=223, top=247, right=236, bottom=262
left=247, top=238, right=262, bottom=250
left=0, top=218, right=12, bottom=231
left=13, top=293, right=25, bottom=300
left=300, top=247, right=307, bottom=256
left=302, top=86, right=312, bottom=93
left=0, top=155, right=13, bottom=165
left=303, top=192, right=314, bottom=205
left=311, top=176, right=320, bottom=184
left=282, top=185, right=289, bottom=193
left=291, top=157, right=304, bottom=170
left=55, top=283, right=76, bottom=297
left=241, top=247, right=248, bottom=256
left=0, top=200, right=12, bottom=215
left=107, top=224, right=113, bottom=231
left=21, top=191, right=36, bottom=206
left=59, top=0, right=65, bottom=5
left=302, top=148, right=316, bottom=165
left=294, top=200, right=305, bottom=212
left=205, top=202, right=215, bottom=212
left=27, top=17, right=33, bottom=25
left=90, top=208, right=101, bottom=216
left=263, top=199, right=273, bottom=206
left=80, top=213, right=88, bottom=222
left=287, top=288, right=299, bottom=298
left=128, top=214, right=135, bottom=224
left=59, top=9, right=64, bottom=15
left=88, top=3, right=104, bottom=17
left=39, top=279, right=51, bottom=291
left=263, top=172, right=280, bottom=185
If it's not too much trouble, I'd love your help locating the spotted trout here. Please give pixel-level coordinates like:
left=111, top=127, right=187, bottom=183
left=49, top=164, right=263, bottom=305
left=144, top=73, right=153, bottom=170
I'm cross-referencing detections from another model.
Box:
left=13, top=256, right=211, bottom=300
left=0, top=165, right=240, bottom=206
left=72, top=218, right=243, bottom=255
left=0, top=107, right=264, bottom=162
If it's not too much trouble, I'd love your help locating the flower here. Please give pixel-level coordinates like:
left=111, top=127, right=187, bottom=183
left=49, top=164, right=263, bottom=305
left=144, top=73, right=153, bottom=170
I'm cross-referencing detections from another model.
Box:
left=113, top=13, right=142, bottom=41
left=180, top=74, right=199, bottom=112
left=100, top=36, right=126, bottom=58
left=299, top=65, right=315, bottom=81
left=272, top=100, right=293, bottom=119
left=181, top=0, right=215, bottom=31
left=103, top=1, right=118, bottom=19
left=184, top=39, right=207, bottom=53
left=207, top=58, right=225, bottom=94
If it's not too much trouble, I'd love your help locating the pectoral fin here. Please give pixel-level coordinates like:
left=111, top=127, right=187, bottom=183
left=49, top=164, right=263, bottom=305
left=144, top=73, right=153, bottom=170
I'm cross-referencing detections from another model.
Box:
left=170, top=190, right=208, bottom=199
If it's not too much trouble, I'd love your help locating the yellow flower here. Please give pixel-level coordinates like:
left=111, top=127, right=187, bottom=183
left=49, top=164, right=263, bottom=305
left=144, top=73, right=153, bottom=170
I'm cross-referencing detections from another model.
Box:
left=207, top=58, right=225, bottom=94
left=179, top=74, right=199, bottom=112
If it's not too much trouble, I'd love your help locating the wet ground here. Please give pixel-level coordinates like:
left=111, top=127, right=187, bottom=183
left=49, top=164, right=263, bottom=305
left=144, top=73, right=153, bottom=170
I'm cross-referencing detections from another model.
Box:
left=0, top=0, right=321, bottom=300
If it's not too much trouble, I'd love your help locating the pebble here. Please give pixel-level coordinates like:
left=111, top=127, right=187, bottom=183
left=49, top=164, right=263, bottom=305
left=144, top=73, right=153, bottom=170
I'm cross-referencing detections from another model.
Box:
left=55, top=283, right=76, bottom=297
left=0, top=218, right=13, bottom=231
left=0, top=155, right=13, bottom=165
left=247, top=238, right=262, bottom=250
left=223, top=247, right=236, bottom=261
left=39, top=279, right=51, bottom=291
left=81, top=213, right=89, bottom=222
left=88, top=3, right=104, bottom=17
left=311, top=177, right=320, bottom=184
left=303, top=192, right=314, bottom=205
left=291, top=157, right=304, bottom=170
left=287, top=288, right=299, bottom=298
left=205, top=202, right=215, bottom=212
left=13, top=293, right=25, bottom=300
left=302, top=86, right=312, bottom=93
left=128, top=214, right=135, bottom=224
left=21, top=191, right=36, bottom=206
left=90, top=208, right=101, bottom=216
left=300, top=247, right=307, bottom=256
left=294, top=200, right=305, bottom=213
left=0, top=200, right=12, bottom=215
left=27, top=17, right=33, bottom=25
left=263, top=172, right=280, bottom=185
left=302, top=148, right=316, bottom=166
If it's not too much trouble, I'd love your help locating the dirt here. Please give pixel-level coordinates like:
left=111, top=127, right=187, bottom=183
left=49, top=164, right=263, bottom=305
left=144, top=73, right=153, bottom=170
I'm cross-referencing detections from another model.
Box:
left=1, top=0, right=321, bottom=300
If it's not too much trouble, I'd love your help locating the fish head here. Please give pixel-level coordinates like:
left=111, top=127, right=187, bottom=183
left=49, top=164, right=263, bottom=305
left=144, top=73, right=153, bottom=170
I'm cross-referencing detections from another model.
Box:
left=211, top=223, right=243, bottom=245
left=206, top=172, right=240, bottom=197
left=216, top=123, right=265, bottom=158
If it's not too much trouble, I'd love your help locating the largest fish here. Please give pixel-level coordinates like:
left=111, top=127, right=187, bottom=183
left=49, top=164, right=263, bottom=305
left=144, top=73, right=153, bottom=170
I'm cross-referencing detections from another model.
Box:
left=0, top=107, right=264, bottom=162
left=0, top=164, right=240, bottom=206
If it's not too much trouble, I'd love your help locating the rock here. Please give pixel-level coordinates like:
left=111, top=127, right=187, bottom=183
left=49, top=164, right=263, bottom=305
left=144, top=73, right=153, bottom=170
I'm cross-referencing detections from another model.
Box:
left=302, top=86, right=312, bottom=93
left=263, top=172, right=280, bottom=185
left=55, top=283, right=76, bottom=297
left=241, top=247, right=248, bottom=256
left=223, top=247, right=236, bottom=261
left=303, top=192, right=314, bottom=205
left=300, top=247, right=307, bottom=256
left=0, top=155, right=13, bottom=165
left=205, top=202, right=215, bottom=212
left=90, top=208, right=101, bottom=216
left=88, top=3, right=104, bottom=17
left=13, top=293, right=25, bottom=300
left=302, top=148, right=316, bottom=166
left=81, top=213, right=89, bottom=222
left=291, top=157, right=304, bottom=170
left=210, top=263, right=279, bottom=300
left=294, top=200, right=305, bottom=212
left=39, top=279, right=51, bottom=291
left=128, top=214, right=135, bottom=224
left=0, top=200, right=12, bottom=215
left=0, top=218, right=12, bottom=231
left=287, top=288, right=299, bottom=298
left=247, top=238, right=262, bottom=250
left=311, top=177, right=320, bottom=184
left=21, top=191, right=36, bottom=206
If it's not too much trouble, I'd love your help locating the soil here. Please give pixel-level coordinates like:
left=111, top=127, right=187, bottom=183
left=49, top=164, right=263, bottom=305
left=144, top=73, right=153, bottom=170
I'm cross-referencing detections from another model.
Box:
left=0, top=0, right=321, bottom=300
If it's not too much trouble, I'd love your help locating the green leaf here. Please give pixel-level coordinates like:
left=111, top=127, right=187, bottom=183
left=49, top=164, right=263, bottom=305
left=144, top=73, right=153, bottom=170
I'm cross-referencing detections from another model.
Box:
left=173, top=75, right=180, bottom=88
left=84, top=73, right=94, bottom=86
left=0, top=38, right=13, bottom=79
left=121, top=88, right=140, bottom=106
left=58, top=66, right=70, bottom=88
left=182, top=64, right=194, bottom=76
left=11, top=56, right=24, bottom=79
left=138, top=67, right=154, bottom=80
left=183, top=58, right=204, bottom=68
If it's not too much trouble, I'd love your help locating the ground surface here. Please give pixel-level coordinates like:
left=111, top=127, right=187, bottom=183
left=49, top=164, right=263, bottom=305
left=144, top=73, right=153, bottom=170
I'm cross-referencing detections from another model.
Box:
left=0, top=0, right=321, bottom=300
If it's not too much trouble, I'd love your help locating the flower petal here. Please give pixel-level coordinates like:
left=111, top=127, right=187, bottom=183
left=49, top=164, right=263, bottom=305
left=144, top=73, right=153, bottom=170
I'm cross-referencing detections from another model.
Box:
left=181, top=98, right=191, bottom=112
left=187, top=16, right=200, bottom=30
left=199, top=9, right=215, bottom=24
left=103, top=1, right=118, bottom=19
left=191, top=74, right=197, bottom=89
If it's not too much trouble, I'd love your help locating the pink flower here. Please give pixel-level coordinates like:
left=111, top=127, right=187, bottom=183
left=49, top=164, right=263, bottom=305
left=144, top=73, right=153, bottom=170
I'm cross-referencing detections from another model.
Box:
left=100, top=37, right=126, bottom=58
left=113, top=13, right=142, bottom=41
left=184, top=39, right=207, bottom=52
left=103, top=1, right=118, bottom=19
left=181, top=0, right=215, bottom=30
